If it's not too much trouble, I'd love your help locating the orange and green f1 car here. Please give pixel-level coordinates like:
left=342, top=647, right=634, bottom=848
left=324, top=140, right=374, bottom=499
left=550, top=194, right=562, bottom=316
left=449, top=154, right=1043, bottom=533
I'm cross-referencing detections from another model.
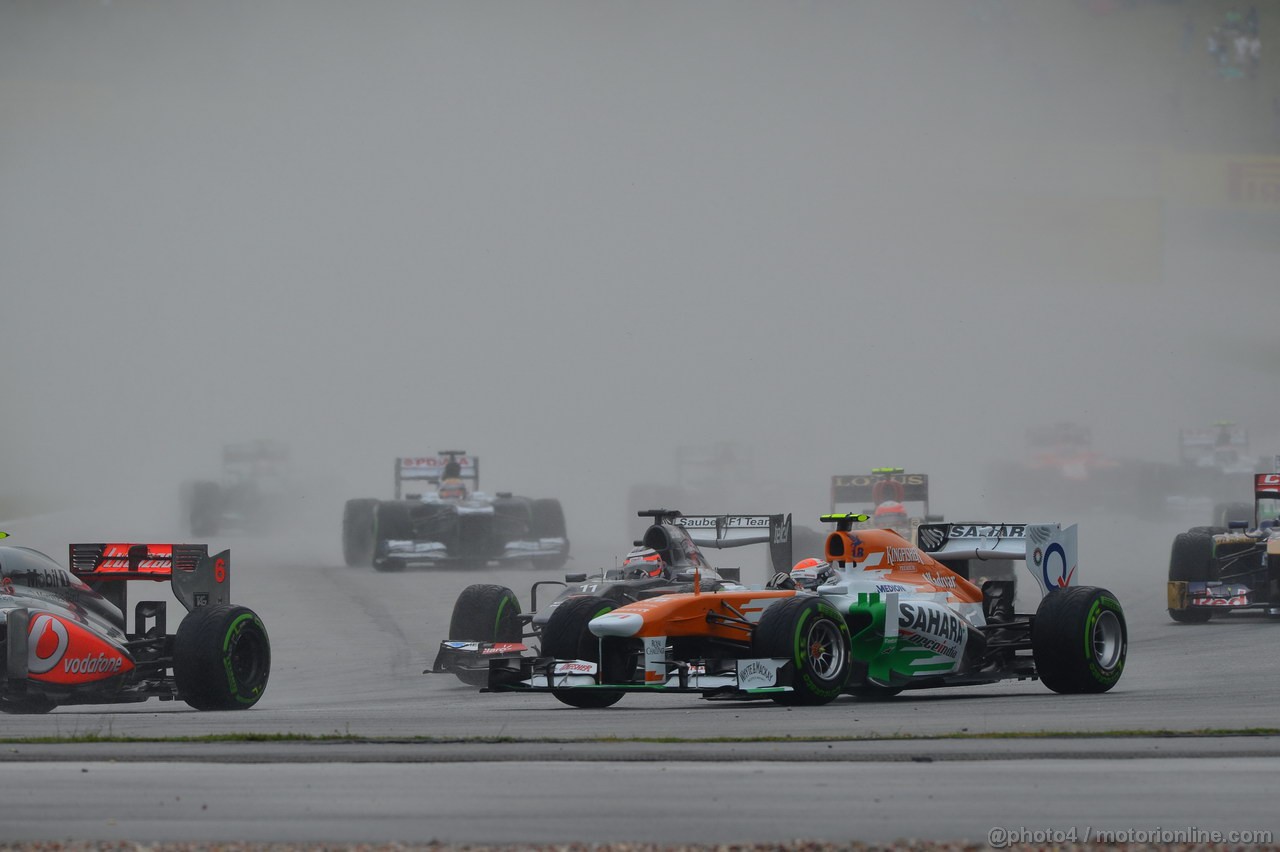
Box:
left=485, top=512, right=1127, bottom=708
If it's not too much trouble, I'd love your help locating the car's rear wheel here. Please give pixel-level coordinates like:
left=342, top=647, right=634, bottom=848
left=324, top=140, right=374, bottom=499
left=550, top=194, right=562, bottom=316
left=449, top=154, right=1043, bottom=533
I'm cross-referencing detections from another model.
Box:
left=342, top=499, right=378, bottom=567
left=752, top=596, right=851, bottom=706
left=447, top=584, right=523, bottom=687
left=1168, top=532, right=1215, bottom=623
left=541, top=595, right=626, bottom=708
left=530, top=498, right=569, bottom=571
left=1031, top=586, right=1126, bottom=694
left=174, top=605, right=271, bottom=710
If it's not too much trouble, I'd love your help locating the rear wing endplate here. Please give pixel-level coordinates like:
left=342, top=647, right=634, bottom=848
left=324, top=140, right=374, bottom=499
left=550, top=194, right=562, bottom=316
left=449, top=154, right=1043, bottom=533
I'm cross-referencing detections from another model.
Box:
left=916, top=522, right=1078, bottom=595
left=69, top=543, right=230, bottom=613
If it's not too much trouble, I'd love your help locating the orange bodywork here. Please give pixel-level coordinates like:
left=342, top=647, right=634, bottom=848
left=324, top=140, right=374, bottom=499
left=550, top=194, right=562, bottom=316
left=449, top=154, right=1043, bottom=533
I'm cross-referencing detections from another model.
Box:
left=598, top=589, right=799, bottom=641
left=825, top=527, right=983, bottom=604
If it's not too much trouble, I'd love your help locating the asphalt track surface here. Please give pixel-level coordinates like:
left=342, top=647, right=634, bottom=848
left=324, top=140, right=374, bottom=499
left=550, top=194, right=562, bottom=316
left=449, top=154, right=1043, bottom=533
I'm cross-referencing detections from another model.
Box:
left=2, top=506, right=1278, bottom=845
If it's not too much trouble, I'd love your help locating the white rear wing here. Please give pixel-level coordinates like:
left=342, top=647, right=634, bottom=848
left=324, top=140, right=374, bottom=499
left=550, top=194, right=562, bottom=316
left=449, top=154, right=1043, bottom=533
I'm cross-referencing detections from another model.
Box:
left=395, top=454, right=479, bottom=498
left=674, top=514, right=792, bottom=574
left=917, top=522, right=1078, bottom=595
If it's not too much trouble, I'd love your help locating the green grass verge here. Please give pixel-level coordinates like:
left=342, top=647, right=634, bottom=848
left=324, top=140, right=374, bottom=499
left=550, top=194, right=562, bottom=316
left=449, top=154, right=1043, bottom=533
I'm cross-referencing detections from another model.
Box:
left=1, top=727, right=1278, bottom=745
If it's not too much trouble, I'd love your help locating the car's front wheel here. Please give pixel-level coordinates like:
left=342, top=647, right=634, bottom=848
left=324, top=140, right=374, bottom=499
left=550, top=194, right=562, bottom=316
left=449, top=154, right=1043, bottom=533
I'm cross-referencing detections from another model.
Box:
left=541, top=595, right=627, bottom=708
left=752, top=596, right=851, bottom=706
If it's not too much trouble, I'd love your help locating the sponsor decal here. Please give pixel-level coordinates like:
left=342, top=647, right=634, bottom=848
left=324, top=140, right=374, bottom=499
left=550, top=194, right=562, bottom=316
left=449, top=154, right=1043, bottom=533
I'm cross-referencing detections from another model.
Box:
left=886, top=546, right=920, bottom=564
left=738, top=660, right=777, bottom=688
left=916, top=526, right=946, bottom=551
left=1192, top=595, right=1249, bottom=607
left=552, top=661, right=597, bottom=674
left=400, top=456, right=475, bottom=469
left=832, top=473, right=926, bottom=487
left=900, top=630, right=959, bottom=659
left=8, top=568, right=72, bottom=590
left=1041, top=541, right=1076, bottom=589
left=948, top=524, right=1026, bottom=538
left=27, top=614, right=69, bottom=675
left=678, top=516, right=773, bottom=529
left=481, top=643, right=526, bottom=655
left=27, top=614, right=132, bottom=684
left=922, top=572, right=957, bottom=589
left=876, top=584, right=910, bottom=593
left=443, top=641, right=480, bottom=650
left=897, top=603, right=966, bottom=644
left=645, top=638, right=665, bottom=658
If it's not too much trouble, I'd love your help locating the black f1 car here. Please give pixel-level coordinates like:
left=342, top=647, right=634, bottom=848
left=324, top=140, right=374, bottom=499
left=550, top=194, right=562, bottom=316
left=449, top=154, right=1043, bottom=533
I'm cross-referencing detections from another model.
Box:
left=431, top=509, right=792, bottom=685
left=182, top=440, right=292, bottom=537
left=0, top=535, right=270, bottom=713
left=342, top=451, right=569, bottom=572
left=1167, top=472, right=1280, bottom=622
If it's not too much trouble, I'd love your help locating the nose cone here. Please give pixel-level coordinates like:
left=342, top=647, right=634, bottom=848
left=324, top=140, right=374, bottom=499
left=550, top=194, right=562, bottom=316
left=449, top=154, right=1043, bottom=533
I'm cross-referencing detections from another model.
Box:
left=590, top=611, right=643, bottom=637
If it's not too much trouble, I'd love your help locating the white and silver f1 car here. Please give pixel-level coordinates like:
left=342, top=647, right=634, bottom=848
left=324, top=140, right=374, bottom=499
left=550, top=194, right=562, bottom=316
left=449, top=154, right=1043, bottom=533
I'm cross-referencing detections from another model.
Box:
left=342, top=451, right=569, bottom=572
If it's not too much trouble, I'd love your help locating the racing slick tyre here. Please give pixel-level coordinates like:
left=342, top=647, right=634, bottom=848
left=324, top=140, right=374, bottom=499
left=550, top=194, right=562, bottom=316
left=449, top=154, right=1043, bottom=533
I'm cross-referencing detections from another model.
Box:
left=752, top=596, right=851, bottom=706
left=1031, top=587, right=1126, bottom=694
left=540, top=595, right=628, bottom=708
left=342, top=499, right=379, bottom=567
left=1187, top=526, right=1227, bottom=537
left=174, top=604, right=271, bottom=711
left=1168, top=532, right=1216, bottom=623
left=189, top=481, right=222, bottom=538
left=371, top=502, right=414, bottom=572
left=530, top=498, right=569, bottom=571
left=447, top=584, right=523, bottom=687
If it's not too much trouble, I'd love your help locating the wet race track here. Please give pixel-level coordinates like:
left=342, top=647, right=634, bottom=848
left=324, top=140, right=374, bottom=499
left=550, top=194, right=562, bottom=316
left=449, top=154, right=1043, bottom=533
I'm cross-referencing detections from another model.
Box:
left=1, top=507, right=1278, bottom=845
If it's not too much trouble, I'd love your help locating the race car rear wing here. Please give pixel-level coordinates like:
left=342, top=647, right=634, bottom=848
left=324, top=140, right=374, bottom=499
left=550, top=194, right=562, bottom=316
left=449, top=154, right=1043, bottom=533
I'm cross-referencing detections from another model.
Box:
left=674, top=513, right=793, bottom=575
left=1256, top=473, right=1280, bottom=499
left=69, top=543, right=231, bottom=615
left=831, top=472, right=930, bottom=511
left=395, top=452, right=480, bottom=498
left=916, top=522, right=1078, bottom=595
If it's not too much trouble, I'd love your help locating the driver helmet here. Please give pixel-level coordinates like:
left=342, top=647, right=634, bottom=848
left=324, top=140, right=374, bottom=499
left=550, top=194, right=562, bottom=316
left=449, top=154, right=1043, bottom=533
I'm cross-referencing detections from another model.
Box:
left=437, top=478, right=468, bottom=500
left=790, top=557, right=832, bottom=588
left=873, top=500, right=909, bottom=529
left=623, top=549, right=667, bottom=578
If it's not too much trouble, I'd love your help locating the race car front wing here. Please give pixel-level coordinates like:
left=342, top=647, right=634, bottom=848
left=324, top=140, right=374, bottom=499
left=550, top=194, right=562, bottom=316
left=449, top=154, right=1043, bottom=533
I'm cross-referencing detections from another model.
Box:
left=484, top=654, right=795, bottom=697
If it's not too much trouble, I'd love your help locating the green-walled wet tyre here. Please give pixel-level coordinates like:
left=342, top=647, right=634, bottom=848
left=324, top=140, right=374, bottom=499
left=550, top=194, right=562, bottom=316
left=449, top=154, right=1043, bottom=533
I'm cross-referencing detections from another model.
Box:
left=752, top=596, right=851, bottom=706
left=174, top=605, right=271, bottom=711
left=447, top=584, right=523, bottom=687
left=1031, top=586, right=1126, bottom=694
left=541, top=595, right=626, bottom=708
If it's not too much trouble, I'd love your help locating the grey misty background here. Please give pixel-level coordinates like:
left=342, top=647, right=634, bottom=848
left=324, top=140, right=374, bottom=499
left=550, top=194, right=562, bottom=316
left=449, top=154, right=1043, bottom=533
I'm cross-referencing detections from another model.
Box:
left=1, top=0, right=1276, bottom=557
